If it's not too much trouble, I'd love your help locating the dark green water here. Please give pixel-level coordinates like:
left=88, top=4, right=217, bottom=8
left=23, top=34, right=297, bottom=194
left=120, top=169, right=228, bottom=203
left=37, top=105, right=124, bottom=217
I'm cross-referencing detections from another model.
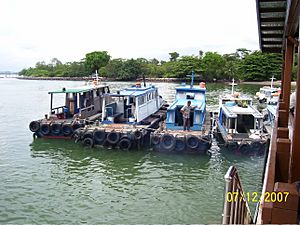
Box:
left=0, top=79, right=264, bottom=223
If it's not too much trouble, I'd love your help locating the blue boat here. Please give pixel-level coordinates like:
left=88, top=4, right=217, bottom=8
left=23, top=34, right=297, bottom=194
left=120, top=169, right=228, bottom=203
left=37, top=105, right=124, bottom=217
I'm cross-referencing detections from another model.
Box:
left=150, top=71, right=212, bottom=154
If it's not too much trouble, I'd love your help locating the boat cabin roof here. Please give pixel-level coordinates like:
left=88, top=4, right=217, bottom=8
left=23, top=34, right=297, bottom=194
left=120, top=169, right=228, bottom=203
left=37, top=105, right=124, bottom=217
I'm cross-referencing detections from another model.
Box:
left=176, top=86, right=206, bottom=93
left=221, top=102, right=263, bottom=119
left=104, top=86, right=156, bottom=97
left=48, top=85, right=108, bottom=94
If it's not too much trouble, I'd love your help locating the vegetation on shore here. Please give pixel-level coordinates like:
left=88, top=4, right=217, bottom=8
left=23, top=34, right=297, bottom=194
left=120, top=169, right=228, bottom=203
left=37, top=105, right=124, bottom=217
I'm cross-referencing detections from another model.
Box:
left=19, top=49, right=294, bottom=81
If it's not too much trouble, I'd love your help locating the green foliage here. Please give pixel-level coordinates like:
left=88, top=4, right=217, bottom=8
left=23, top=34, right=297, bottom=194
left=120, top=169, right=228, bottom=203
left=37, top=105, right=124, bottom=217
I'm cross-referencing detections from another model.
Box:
left=239, top=51, right=282, bottom=81
left=19, top=49, right=284, bottom=81
left=169, top=52, right=179, bottom=61
left=85, top=51, right=111, bottom=74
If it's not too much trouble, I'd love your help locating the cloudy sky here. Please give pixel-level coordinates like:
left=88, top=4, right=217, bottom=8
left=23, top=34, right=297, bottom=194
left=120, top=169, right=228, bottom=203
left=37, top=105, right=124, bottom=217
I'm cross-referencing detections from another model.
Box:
left=0, top=0, right=259, bottom=71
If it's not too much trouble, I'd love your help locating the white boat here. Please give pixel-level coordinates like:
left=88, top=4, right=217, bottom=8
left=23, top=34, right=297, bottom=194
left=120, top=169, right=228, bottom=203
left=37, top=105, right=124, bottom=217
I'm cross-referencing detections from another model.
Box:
left=215, top=79, right=269, bottom=155
left=101, top=82, right=164, bottom=124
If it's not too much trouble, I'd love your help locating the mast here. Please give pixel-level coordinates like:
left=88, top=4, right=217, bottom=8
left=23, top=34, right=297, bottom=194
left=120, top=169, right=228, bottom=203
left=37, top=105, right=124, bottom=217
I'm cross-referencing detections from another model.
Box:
left=231, top=78, right=236, bottom=95
left=190, top=70, right=195, bottom=88
left=270, top=75, right=276, bottom=88
left=95, top=70, right=99, bottom=85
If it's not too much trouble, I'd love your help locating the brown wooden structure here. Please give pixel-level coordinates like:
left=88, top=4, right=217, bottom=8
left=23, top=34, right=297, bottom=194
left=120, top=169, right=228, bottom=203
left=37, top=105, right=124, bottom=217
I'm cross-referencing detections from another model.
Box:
left=256, top=0, right=300, bottom=223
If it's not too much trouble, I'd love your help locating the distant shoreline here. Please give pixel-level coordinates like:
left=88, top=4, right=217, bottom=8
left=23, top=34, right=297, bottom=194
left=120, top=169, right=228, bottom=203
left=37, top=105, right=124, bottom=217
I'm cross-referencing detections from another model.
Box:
left=16, top=76, right=296, bottom=86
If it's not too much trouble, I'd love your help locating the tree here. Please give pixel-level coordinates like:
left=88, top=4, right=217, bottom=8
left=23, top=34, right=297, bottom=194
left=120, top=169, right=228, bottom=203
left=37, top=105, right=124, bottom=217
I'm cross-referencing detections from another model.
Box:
left=239, top=51, right=282, bottom=81
left=201, top=52, right=226, bottom=81
left=85, top=51, right=111, bottom=74
left=169, top=52, right=179, bottom=61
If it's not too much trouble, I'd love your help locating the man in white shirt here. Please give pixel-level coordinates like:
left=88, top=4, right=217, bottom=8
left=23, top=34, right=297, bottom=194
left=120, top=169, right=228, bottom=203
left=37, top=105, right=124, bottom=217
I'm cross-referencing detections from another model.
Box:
left=180, top=101, right=195, bottom=131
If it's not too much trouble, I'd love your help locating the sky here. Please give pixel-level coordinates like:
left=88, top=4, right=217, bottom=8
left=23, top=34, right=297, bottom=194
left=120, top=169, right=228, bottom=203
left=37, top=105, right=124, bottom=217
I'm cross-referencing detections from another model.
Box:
left=0, top=0, right=259, bottom=72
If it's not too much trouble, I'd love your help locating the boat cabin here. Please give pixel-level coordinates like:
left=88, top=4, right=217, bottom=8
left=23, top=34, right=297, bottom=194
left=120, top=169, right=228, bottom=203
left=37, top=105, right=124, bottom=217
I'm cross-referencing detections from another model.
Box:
left=166, top=83, right=206, bottom=131
left=218, top=96, right=264, bottom=137
left=101, top=84, right=163, bottom=123
left=48, top=84, right=110, bottom=120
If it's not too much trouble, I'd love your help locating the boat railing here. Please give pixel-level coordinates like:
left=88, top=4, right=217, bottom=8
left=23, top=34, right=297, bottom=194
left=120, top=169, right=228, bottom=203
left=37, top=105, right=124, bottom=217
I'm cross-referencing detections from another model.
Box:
left=222, top=166, right=253, bottom=224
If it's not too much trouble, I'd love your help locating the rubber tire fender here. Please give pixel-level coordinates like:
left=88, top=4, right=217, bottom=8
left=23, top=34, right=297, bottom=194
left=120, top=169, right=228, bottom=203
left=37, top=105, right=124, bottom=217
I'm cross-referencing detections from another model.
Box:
left=51, top=123, right=61, bottom=135
left=186, top=135, right=199, bottom=149
left=40, top=123, right=50, bottom=135
left=160, top=133, right=176, bottom=151
left=62, top=124, right=73, bottom=136
left=82, top=137, right=94, bottom=148
left=93, top=129, right=106, bottom=142
left=107, top=130, right=120, bottom=145
left=29, top=121, right=40, bottom=132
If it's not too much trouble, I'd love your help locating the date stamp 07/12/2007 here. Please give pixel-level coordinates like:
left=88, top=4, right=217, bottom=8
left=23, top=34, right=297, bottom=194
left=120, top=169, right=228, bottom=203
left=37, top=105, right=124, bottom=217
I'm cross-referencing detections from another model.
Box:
left=226, top=191, right=289, bottom=203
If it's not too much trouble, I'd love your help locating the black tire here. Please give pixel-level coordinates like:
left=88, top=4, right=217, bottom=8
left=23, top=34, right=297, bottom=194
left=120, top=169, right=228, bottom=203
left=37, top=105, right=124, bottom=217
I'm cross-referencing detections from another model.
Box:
left=83, top=130, right=93, bottom=139
left=151, top=134, right=160, bottom=145
left=118, top=138, right=132, bottom=150
left=29, top=121, right=40, bottom=132
left=51, top=123, right=61, bottom=135
left=198, top=136, right=210, bottom=152
left=133, top=130, right=143, bottom=140
left=40, top=123, right=50, bottom=135
left=62, top=124, right=73, bottom=136
left=186, top=135, right=199, bottom=149
left=174, top=137, right=185, bottom=152
left=250, top=141, right=263, bottom=154
left=72, top=123, right=81, bottom=130
left=82, top=137, right=94, bottom=147
left=228, top=142, right=238, bottom=151
left=93, top=129, right=106, bottom=143
left=239, top=143, right=250, bottom=154
left=107, top=130, right=120, bottom=145
left=160, top=133, right=176, bottom=151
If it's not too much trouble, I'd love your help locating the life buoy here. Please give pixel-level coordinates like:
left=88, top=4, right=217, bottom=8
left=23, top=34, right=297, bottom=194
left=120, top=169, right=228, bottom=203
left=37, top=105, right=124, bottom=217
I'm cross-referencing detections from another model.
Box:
left=82, top=137, right=94, bottom=147
left=51, top=123, right=61, bottom=135
left=107, top=130, right=120, bottom=145
left=40, top=123, right=50, bottom=135
left=29, top=121, right=40, bottom=132
left=160, top=133, right=176, bottom=151
left=62, top=124, right=73, bottom=136
left=186, top=135, right=199, bottom=149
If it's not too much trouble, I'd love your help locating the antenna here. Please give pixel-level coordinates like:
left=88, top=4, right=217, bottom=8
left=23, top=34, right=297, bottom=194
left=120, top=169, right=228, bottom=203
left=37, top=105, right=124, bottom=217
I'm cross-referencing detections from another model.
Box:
left=270, top=75, right=276, bottom=88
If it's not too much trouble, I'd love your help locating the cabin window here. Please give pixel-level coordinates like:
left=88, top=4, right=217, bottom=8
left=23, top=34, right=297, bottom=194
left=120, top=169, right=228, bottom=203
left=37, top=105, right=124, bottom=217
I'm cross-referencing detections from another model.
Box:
left=138, top=96, right=146, bottom=105
left=148, top=93, right=152, bottom=100
left=186, top=92, right=195, bottom=99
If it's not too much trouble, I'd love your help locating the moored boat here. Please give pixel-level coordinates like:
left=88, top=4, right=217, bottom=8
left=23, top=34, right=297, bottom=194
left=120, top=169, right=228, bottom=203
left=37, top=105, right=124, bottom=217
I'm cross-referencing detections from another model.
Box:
left=150, top=71, right=212, bottom=154
left=29, top=73, right=110, bottom=139
left=214, top=79, right=269, bottom=155
left=74, top=81, right=168, bottom=150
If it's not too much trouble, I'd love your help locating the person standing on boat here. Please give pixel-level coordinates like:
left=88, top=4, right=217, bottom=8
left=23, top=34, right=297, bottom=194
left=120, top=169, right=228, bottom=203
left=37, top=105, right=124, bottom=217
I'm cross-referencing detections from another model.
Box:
left=181, top=100, right=195, bottom=131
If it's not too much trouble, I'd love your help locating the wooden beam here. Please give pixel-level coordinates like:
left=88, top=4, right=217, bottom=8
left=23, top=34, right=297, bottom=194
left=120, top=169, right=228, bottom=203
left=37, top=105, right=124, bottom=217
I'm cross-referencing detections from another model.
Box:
left=260, top=26, right=285, bottom=30
left=260, top=7, right=286, bottom=13
left=281, top=37, right=294, bottom=126
left=261, top=17, right=286, bottom=22
left=289, top=43, right=300, bottom=183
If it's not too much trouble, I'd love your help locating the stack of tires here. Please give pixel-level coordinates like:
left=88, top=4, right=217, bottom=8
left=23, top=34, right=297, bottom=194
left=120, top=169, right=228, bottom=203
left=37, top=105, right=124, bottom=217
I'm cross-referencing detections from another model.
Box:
left=78, top=128, right=148, bottom=151
left=150, top=133, right=211, bottom=154
left=29, top=120, right=84, bottom=138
